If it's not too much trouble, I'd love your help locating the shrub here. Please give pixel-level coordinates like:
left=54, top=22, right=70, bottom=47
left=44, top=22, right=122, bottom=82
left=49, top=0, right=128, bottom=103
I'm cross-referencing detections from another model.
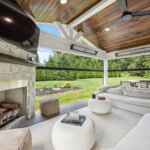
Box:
left=63, top=81, right=72, bottom=88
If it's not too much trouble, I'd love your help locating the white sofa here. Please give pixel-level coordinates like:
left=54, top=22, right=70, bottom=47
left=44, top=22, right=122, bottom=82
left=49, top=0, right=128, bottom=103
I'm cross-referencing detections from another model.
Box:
left=94, top=85, right=150, bottom=114
left=114, top=113, right=150, bottom=150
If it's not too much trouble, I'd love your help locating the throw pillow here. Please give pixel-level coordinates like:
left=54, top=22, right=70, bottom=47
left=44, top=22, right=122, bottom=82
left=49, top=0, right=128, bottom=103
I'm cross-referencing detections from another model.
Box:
left=123, top=86, right=150, bottom=99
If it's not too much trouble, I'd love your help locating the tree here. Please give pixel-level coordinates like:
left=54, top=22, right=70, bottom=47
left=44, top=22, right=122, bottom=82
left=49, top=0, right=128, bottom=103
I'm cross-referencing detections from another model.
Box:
left=36, top=51, right=150, bottom=81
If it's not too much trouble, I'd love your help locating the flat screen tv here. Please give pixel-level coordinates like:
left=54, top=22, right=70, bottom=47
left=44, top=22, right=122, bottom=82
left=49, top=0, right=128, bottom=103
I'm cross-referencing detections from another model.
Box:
left=0, top=0, right=39, bottom=54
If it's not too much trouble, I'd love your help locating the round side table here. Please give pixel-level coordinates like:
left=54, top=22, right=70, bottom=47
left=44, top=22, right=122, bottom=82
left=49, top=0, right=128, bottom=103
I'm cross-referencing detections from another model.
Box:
left=52, top=116, right=96, bottom=150
left=88, top=98, right=112, bottom=114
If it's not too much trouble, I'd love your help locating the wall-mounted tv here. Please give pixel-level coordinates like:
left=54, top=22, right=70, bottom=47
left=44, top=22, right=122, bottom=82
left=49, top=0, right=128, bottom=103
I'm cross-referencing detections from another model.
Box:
left=0, top=0, right=40, bottom=54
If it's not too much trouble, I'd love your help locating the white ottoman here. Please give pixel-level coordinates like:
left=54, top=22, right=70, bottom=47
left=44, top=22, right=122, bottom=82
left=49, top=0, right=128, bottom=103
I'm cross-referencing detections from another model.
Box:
left=88, top=98, right=112, bottom=114
left=52, top=116, right=95, bottom=150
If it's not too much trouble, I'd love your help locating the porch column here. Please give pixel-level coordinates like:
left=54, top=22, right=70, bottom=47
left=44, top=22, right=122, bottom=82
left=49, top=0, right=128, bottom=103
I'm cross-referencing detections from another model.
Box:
left=103, top=59, right=108, bottom=85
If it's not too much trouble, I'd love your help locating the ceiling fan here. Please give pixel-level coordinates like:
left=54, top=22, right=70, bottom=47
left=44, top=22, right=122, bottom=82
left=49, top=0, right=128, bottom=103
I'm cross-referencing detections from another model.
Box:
left=105, top=0, right=150, bottom=29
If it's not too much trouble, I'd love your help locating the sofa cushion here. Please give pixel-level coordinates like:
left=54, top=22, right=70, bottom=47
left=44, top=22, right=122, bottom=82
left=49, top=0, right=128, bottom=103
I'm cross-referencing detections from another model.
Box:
left=106, top=86, right=123, bottom=95
left=94, top=85, right=119, bottom=97
left=123, top=86, right=150, bottom=99
left=97, top=93, right=150, bottom=108
left=0, top=128, right=32, bottom=150
left=114, top=113, right=150, bottom=150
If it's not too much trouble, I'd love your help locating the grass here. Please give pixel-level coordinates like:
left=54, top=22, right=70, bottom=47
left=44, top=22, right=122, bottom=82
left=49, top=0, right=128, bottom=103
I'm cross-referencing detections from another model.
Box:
left=35, top=76, right=146, bottom=110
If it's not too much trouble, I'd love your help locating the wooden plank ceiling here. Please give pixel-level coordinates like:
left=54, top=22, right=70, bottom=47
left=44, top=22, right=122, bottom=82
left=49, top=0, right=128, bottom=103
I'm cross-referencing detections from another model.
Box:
left=75, top=0, right=150, bottom=52
left=16, top=0, right=150, bottom=52
left=16, top=0, right=100, bottom=24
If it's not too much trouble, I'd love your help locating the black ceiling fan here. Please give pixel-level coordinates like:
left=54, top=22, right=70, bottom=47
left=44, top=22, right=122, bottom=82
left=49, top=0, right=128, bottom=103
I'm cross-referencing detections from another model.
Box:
left=108, top=0, right=150, bottom=27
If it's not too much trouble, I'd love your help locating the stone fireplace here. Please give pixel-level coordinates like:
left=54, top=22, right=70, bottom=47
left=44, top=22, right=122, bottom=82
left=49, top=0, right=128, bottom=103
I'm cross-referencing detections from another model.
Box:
left=0, top=39, right=36, bottom=122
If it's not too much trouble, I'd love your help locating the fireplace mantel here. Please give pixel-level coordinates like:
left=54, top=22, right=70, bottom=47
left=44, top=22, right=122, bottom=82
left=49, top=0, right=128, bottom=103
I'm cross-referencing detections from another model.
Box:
left=0, top=53, right=36, bottom=67
left=0, top=80, right=28, bottom=92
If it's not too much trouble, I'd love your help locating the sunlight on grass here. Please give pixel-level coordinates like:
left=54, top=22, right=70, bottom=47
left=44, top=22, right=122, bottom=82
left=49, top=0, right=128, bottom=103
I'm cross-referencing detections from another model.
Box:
left=35, top=77, right=146, bottom=110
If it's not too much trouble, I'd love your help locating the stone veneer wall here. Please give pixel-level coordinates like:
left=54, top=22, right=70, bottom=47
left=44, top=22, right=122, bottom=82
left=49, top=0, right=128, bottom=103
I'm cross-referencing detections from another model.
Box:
left=0, top=39, right=36, bottom=119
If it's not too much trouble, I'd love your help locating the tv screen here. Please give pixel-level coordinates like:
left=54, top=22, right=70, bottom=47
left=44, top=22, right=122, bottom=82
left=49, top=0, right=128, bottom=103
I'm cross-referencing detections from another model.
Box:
left=0, top=0, right=39, bottom=54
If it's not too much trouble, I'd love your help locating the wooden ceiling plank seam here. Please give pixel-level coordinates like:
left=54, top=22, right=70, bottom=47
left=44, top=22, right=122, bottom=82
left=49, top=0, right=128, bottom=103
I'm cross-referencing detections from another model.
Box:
left=40, top=0, right=58, bottom=22
left=33, top=0, right=45, bottom=16
left=37, top=0, right=56, bottom=21
left=103, top=38, right=150, bottom=48
left=25, top=0, right=35, bottom=12
left=64, top=0, right=100, bottom=24
left=44, top=4, right=60, bottom=22
left=35, top=0, right=54, bottom=20
left=21, top=0, right=31, bottom=10
left=17, top=0, right=24, bottom=5
left=69, top=0, right=116, bottom=27
left=107, top=42, right=150, bottom=53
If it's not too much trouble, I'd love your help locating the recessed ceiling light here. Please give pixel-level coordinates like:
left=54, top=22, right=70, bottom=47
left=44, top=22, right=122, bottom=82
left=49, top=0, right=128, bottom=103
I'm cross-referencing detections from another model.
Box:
left=60, top=0, right=67, bottom=4
left=4, top=17, right=13, bottom=23
left=105, top=27, right=110, bottom=32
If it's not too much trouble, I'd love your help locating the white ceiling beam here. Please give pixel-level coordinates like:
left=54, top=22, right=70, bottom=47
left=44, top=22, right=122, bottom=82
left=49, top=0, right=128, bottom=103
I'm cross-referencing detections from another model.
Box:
left=54, top=21, right=69, bottom=38
left=69, top=0, right=116, bottom=28
left=63, top=24, right=71, bottom=38
left=39, top=31, right=106, bottom=60
left=54, top=21, right=84, bottom=42
left=73, top=31, right=83, bottom=41
left=68, top=26, right=74, bottom=39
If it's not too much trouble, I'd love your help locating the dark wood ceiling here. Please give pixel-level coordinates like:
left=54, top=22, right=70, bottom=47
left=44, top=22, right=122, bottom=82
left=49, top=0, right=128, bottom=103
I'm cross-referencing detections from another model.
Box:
left=76, top=0, right=150, bottom=52
left=16, top=0, right=100, bottom=24
left=16, top=0, right=150, bottom=52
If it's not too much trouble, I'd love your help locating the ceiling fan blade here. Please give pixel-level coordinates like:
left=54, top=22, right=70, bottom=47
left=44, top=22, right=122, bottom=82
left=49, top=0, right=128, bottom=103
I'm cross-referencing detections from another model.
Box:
left=132, top=11, right=150, bottom=17
left=116, top=0, right=128, bottom=14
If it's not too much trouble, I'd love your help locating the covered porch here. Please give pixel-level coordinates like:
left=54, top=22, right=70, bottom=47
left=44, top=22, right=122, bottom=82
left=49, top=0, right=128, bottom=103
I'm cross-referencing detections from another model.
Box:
left=0, top=0, right=150, bottom=150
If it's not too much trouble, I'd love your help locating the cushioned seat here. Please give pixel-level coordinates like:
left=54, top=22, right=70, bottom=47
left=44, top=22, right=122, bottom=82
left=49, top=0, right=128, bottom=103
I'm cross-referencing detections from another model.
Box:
left=97, top=93, right=150, bottom=108
left=114, top=113, right=150, bottom=150
left=97, top=93, right=150, bottom=114
left=40, top=97, right=60, bottom=117
left=94, top=85, right=150, bottom=114
left=0, top=128, right=32, bottom=150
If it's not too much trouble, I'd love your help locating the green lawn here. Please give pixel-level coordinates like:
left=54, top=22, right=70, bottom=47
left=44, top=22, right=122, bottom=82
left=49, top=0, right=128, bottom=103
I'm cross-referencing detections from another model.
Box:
left=35, top=76, right=146, bottom=110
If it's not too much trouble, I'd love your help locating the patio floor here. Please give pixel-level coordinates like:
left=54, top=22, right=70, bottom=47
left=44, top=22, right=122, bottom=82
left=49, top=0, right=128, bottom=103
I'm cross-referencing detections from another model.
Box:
left=18, top=99, right=144, bottom=150
left=20, top=99, right=88, bottom=128
left=29, top=106, right=142, bottom=150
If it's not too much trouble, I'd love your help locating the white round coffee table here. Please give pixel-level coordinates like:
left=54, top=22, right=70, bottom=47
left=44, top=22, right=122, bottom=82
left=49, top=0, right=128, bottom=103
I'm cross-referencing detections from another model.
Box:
left=88, top=98, right=112, bottom=114
left=52, top=115, right=95, bottom=150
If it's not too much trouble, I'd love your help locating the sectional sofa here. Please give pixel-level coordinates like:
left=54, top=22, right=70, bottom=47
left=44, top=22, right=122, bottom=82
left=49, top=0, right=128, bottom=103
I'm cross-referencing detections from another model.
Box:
left=94, top=85, right=150, bottom=114
left=94, top=85, right=150, bottom=150
left=114, top=113, right=150, bottom=150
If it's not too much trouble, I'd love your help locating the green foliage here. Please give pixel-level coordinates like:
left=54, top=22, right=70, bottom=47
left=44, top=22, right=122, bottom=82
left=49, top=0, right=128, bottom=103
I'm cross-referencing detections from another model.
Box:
left=35, top=54, right=40, bottom=65
left=108, top=55, right=150, bottom=78
left=63, top=81, right=72, bottom=88
left=36, top=52, right=150, bottom=81
left=36, top=52, right=103, bottom=81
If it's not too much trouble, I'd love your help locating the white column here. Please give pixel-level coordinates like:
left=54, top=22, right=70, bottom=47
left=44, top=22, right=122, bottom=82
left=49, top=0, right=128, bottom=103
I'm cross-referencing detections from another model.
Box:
left=103, top=59, right=108, bottom=85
